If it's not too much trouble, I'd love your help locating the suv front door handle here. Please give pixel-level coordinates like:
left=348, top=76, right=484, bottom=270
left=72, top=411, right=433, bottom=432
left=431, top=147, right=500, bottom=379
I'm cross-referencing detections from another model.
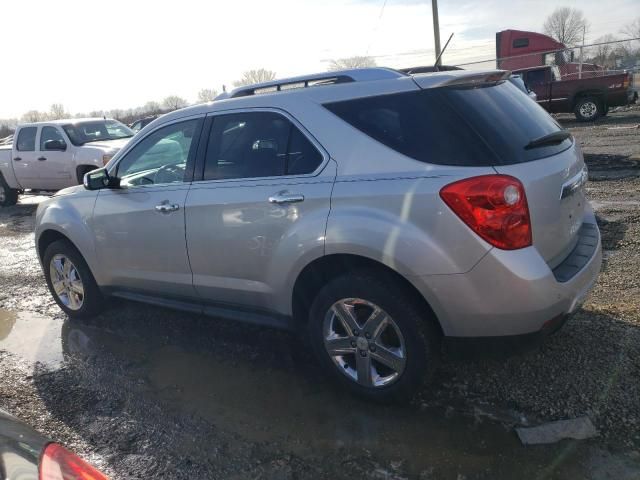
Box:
left=13, top=157, right=21, bottom=161
left=155, top=202, right=180, bottom=213
left=38, top=157, right=47, bottom=161
left=268, top=193, right=305, bottom=205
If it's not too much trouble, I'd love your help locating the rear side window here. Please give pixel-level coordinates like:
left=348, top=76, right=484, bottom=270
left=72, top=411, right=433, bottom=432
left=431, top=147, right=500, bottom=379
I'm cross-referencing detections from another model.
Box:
left=324, top=90, right=495, bottom=166
left=203, top=112, right=323, bottom=181
left=324, top=81, right=569, bottom=166
left=16, top=127, right=37, bottom=151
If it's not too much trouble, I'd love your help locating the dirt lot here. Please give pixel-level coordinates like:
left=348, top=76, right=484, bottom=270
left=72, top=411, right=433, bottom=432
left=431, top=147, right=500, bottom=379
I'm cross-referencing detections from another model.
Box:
left=0, top=107, right=639, bottom=479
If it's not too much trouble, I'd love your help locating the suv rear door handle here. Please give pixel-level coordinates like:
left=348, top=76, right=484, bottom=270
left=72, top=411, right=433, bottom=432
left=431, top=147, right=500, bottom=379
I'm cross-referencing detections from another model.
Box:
left=38, top=157, right=47, bottom=161
left=155, top=202, right=180, bottom=213
left=269, top=193, right=305, bottom=205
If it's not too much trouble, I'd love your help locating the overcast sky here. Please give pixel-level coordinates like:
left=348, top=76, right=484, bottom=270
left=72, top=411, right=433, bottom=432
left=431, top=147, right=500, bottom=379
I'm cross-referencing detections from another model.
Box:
left=0, top=0, right=636, bottom=118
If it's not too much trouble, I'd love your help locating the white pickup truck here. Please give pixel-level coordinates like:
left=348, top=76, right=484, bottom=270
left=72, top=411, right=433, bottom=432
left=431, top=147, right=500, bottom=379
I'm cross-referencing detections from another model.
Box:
left=0, top=118, right=134, bottom=206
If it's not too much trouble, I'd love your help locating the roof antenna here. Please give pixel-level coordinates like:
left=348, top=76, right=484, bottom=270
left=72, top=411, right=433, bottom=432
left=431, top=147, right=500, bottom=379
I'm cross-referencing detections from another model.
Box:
left=434, top=32, right=454, bottom=71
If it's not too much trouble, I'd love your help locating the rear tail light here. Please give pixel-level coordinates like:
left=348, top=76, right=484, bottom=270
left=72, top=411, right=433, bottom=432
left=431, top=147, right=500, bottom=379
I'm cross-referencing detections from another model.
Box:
left=440, top=175, right=532, bottom=250
left=40, top=443, right=108, bottom=480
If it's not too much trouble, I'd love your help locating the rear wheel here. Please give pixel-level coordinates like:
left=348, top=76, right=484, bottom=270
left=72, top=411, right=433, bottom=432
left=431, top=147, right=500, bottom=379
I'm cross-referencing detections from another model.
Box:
left=574, top=97, right=601, bottom=122
left=0, top=176, right=18, bottom=207
left=308, top=272, right=440, bottom=402
left=43, top=240, right=104, bottom=319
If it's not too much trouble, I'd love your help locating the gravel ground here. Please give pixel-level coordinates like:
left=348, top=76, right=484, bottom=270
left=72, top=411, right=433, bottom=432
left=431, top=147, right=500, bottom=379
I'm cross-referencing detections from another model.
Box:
left=0, top=107, right=639, bottom=479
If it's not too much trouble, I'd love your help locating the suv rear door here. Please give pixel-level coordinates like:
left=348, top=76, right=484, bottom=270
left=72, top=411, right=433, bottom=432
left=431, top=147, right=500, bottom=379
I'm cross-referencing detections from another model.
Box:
left=184, top=109, right=335, bottom=316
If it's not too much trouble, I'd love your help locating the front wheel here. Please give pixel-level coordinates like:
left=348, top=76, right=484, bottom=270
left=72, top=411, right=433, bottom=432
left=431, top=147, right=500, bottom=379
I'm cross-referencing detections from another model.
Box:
left=43, top=240, right=104, bottom=319
left=0, top=176, right=18, bottom=207
left=574, top=97, right=601, bottom=122
left=308, top=272, right=440, bottom=402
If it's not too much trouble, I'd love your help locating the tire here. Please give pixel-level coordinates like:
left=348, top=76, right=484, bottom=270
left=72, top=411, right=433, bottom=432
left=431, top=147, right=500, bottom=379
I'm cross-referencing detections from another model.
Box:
left=574, top=97, right=601, bottom=122
left=307, top=272, right=440, bottom=402
left=43, top=240, right=104, bottom=319
left=0, top=175, right=18, bottom=207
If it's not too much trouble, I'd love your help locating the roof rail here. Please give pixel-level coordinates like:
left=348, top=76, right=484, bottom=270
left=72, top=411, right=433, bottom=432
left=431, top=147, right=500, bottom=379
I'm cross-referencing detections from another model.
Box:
left=221, top=68, right=407, bottom=99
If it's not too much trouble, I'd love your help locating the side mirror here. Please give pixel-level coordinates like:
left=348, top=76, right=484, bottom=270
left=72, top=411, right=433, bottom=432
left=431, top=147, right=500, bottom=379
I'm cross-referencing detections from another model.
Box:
left=83, top=168, right=120, bottom=190
left=44, top=139, right=66, bottom=151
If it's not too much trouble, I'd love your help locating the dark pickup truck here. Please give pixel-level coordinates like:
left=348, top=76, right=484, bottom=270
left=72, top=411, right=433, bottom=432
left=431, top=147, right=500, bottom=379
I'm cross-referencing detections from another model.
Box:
left=515, top=65, right=634, bottom=121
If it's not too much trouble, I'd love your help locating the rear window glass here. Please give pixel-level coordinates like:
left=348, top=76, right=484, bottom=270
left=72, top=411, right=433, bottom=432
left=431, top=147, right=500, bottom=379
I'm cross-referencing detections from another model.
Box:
left=324, top=81, right=571, bottom=166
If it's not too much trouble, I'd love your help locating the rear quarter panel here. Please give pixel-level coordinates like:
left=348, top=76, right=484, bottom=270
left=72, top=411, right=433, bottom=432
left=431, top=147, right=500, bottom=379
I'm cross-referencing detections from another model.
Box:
left=325, top=168, right=495, bottom=277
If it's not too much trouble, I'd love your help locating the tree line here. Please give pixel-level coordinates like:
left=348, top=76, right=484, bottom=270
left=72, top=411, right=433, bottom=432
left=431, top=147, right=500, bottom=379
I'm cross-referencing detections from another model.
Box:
left=543, top=9, right=640, bottom=69
left=0, top=60, right=376, bottom=137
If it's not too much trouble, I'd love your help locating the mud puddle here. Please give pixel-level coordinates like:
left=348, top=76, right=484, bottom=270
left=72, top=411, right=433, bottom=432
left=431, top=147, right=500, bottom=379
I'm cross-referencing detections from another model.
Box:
left=0, top=309, right=64, bottom=368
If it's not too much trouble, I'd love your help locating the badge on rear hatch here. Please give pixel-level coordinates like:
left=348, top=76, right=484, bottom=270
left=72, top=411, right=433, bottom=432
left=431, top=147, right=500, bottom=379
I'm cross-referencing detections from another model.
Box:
left=560, top=167, right=588, bottom=200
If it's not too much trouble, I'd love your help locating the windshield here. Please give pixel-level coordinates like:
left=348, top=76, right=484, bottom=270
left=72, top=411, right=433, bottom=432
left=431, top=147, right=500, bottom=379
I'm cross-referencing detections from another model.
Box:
left=62, top=120, right=134, bottom=146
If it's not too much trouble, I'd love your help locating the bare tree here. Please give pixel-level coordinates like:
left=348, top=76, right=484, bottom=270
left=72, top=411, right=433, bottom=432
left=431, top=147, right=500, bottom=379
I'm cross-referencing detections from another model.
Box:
left=543, top=7, right=588, bottom=46
left=622, top=17, right=640, bottom=40
left=196, top=88, right=218, bottom=104
left=233, top=69, right=277, bottom=87
left=49, top=103, right=67, bottom=120
left=328, top=56, right=377, bottom=71
left=142, top=101, right=162, bottom=116
left=22, top=110, right=44, bottom=123
left=162, top=96, right=189, bottom=111
left=590, top=35, right=617, bottom=67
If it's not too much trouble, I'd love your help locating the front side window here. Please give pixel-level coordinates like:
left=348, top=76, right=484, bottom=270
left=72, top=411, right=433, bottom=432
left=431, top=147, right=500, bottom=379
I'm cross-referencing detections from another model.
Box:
left=63, top=120, right=134, bottom=146
left=203, top=112, right=322, bottom=181
left=526, top=69, right=547, bottom=86
left=40, top=126, right=66, bottom=150
left=116, top=119, right=200, bottom=187
left=16, top=127, right=37, bottom=151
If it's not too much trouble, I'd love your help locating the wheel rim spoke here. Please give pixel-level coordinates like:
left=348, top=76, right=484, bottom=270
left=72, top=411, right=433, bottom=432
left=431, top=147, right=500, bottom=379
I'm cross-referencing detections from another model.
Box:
left=325, top=336, right=355, bottom=356
left=370, top=344, right=405, bottom=373
left=363, top=308, right=389, bottom=340
left=356, top=352, right=373, bottom=387
left=332, top=302, right=360, bottom=336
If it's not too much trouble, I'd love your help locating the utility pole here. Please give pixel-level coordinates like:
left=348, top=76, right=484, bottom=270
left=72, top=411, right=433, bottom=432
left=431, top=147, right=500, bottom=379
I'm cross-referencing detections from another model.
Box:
left=578, top=25, right=585, bottom=79
left=432, top=0, right=442, bottom=66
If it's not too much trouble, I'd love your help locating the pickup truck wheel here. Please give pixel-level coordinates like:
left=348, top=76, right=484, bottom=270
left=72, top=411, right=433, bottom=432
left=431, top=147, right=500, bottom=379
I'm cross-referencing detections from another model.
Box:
left=307, top=272, right=440, bottom=402
left=43, top=240, right=104, bottom=319
left=574, top=97, right=601, bottom=122
left=0, top=177, right=18, bottom=207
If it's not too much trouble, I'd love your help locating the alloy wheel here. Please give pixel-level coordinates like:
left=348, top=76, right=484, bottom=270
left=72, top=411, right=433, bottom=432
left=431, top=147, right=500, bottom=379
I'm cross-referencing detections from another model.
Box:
left=323, top=298, right=406, bottom=388
left=49, top=254, right=85, bottom=311
left=579, top=101, right=597, bottom=120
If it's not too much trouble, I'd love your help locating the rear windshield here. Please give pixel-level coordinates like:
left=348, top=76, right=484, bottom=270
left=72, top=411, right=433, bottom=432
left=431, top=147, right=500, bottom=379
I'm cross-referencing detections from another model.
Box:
left=324, top=81, right=571, bottom=166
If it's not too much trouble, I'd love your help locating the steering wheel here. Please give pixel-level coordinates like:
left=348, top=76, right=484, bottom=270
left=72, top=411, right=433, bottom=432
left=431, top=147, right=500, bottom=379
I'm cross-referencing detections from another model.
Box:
left=153, top=163, right=185, bottom=184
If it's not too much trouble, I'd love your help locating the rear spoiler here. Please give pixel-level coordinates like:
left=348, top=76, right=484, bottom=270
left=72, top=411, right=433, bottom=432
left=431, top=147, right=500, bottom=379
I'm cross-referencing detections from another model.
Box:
left=411, top=70, right=512, bottom=89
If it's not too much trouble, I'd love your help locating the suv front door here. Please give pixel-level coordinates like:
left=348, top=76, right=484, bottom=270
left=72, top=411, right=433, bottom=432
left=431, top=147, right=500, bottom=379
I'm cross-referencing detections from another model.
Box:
left=92, top=116, right=203, bottom=299
left=185, top=110, right=335, bottom=315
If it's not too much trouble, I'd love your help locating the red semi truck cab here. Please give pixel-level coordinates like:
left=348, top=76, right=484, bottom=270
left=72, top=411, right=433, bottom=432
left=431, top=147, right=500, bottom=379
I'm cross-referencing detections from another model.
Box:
left=496, top=29, right=602, bottom=78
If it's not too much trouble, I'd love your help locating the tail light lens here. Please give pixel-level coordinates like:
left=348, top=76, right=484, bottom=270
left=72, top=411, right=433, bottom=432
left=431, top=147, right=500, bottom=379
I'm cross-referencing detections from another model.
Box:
left=623, top=75, right=630, bottom=88
left=40, top=443, right=108, bottom=480
left=440, top=175, right=532, bottom=250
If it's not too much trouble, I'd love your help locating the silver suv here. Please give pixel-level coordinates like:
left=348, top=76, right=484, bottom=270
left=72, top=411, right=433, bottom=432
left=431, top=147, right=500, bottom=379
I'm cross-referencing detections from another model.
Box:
left=35, top=68, right=602, bottom=401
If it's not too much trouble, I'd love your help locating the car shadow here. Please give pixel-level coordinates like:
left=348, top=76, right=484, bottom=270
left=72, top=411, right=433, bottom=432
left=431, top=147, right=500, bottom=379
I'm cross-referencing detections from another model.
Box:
left=26, top=298, right=638, bottom=478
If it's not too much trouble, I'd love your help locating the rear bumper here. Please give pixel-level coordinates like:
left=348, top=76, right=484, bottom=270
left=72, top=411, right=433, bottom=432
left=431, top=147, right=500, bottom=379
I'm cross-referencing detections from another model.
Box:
left=411, top=210, right=602, bottom=338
